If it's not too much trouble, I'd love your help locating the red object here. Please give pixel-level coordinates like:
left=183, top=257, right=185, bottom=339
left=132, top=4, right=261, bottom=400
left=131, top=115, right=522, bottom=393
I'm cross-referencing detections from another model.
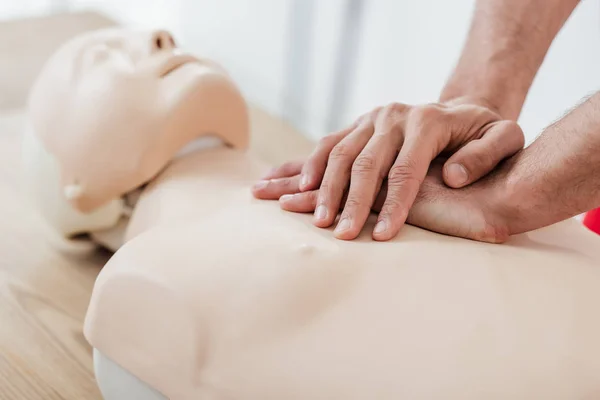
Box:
left=583, top=208, right=600, bottom=234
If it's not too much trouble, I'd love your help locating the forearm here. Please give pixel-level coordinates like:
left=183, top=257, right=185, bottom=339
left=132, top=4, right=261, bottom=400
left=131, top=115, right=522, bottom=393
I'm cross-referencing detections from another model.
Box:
left=500, top=92, right=600, bottom=233
left=440, top=0, right=579, bottom=120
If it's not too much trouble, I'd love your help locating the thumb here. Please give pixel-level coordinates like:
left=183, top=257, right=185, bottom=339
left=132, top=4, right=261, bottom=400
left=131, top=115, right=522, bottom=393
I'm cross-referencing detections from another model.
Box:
left=443, top=120, right=524, bottom=188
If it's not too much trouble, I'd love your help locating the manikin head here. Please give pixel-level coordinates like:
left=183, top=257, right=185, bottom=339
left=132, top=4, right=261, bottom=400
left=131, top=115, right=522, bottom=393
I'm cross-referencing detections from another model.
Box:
left=28, top=28, right=249, bottom=213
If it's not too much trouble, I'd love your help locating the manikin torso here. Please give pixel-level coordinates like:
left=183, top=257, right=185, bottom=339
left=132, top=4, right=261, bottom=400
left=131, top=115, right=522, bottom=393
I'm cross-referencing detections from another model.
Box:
left=25, top=29, right=600, bottom=399
left=86, top=145, right=600, bottom=400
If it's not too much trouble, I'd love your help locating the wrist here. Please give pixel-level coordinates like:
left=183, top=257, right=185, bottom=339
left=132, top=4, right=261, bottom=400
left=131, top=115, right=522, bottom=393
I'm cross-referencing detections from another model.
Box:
left=440, top=95, right=505, bottom=118
left=470, top=153, right=529, bottom=239
left=484, top=150, right=547, bottom=237
left=440, top=68, right=528, bottom=121
left=495, top=162, right=526, bottom=236
left=440, top=89, right=522, bottom=121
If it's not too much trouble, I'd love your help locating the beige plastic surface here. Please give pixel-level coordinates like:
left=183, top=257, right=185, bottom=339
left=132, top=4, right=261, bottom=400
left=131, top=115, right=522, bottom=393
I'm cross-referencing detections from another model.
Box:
left=22, top=126, right=124, bottom=237
left=27, top=28, right=249, bottom=214
left=85, top=147, right=600, bottom=400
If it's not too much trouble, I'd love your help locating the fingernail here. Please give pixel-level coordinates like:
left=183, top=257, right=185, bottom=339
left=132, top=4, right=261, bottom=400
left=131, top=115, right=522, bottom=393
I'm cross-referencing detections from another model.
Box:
left=335, top=218, right=351, bottom=233
left=373, top=220, right=387, bottom=235
left=300, top=174, right=309, bottom=188
left=253, top=180, right=269, bottom=190
left=280, top=194, right=294, bottom=202
left=447, top=163, right=468, bottom=185
left=315, top=205, right=328, bottom=221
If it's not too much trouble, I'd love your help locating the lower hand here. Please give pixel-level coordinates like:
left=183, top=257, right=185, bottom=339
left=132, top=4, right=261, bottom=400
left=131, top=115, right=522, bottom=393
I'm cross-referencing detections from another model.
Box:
left=254, top=100, right=523, bottom=241
left=253, top=158, right=514, bottom=243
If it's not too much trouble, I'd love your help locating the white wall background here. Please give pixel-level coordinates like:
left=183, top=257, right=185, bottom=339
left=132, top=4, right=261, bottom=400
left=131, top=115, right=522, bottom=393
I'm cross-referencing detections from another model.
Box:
left=2, top=0, right=600, bottom=144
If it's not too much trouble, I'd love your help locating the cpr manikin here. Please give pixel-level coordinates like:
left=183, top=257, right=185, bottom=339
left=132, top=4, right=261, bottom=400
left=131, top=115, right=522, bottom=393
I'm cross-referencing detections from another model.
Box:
left=25, top=29, right=600, bottom=400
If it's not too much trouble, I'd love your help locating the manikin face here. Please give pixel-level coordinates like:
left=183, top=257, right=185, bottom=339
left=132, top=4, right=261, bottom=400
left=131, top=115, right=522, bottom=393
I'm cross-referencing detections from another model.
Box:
left=29, top=28, right=248, bottom=212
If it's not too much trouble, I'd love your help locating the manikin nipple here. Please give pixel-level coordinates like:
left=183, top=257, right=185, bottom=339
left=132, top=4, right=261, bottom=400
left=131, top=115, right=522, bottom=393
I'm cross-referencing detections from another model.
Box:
left=298, top=243, right=315, bottom=255
left=64, top=181, right=84, bottom=200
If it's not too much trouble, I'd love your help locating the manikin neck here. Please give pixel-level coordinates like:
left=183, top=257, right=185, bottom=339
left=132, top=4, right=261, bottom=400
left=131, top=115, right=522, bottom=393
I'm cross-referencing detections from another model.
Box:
left=174, top=135, right=225, bottom=159
left=92, top=135, right=226, bottom=251
left=24, top=124, right=225, bottom=251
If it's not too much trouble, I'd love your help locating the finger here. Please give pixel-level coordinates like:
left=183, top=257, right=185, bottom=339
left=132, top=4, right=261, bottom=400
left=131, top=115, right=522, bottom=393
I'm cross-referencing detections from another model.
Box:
left=314, top=123, right=374, bottom=228
left=300, top=122, right=358, bottom=191
left=374, top=135, right=436, bottom=241
left=252, top=174, right=301, bottom=199
left=281, top=185, right=388, bottom=214
left=282, top=189, right=348, bottom=213
left=261, top=161, right=304, bottom=180
left=443, top=120, right=524, bottom=188
left=279, top=191, right=318, bottom=213
left=334, top=124, right=402, bottom=240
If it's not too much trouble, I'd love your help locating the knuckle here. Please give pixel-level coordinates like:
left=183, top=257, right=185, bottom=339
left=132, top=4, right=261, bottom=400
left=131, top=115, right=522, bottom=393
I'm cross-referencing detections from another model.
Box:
left=329, top=143, right=353, bottom=162
left=351, top=152, right=378, bottom=175
left=276, top=177, right=293, bottom=188
left=383, top=102, right=408, bottom=115
left=318, top=133, right=341, bottom=149
left=384, top=195, right=404, bottom=212
left=368, top=107, right=384, bottom=121
left=258, top=180, right=271, bottom=190
left=388, top=159, right=421, bottom=186
left=317, top=136, right=330, bottom=147
left=378, top=206, right=394, bottom=220
left=407, top=104, right=448, bottom=138
left=377, top=102, right=408, bottom=126
left=318, top=182, right=336, bottom=200
left=379, top=198, right=407, bottom=221
left=353, top=111, right=375, bottom=126
left=410, top=103, right=442, bottom=123
left=343, top=196, right=363, bottom=210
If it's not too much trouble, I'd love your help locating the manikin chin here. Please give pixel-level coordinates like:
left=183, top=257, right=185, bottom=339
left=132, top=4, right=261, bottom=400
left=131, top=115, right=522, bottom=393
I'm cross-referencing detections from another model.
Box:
left=23, top=28, right=600, bottom=400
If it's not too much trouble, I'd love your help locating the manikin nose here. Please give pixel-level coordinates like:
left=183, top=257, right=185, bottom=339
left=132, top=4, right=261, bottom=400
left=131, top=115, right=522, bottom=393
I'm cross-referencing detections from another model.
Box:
left=151, top=30, right=176, bottom=52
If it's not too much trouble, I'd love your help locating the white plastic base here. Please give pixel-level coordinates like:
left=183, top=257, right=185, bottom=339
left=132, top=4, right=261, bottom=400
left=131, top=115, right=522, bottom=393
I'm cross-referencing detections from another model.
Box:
left=93, top=349, right=167, bottom=400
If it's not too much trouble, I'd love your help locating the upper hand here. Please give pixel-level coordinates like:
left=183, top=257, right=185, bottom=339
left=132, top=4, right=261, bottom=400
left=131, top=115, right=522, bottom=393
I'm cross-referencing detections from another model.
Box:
left=253, top=100, right=523, bottom=241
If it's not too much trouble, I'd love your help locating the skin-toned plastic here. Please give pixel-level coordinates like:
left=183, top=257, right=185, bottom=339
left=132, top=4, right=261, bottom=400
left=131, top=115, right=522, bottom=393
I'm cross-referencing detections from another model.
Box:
left=22, top=125, right=124, bottom=237
left=26, top=27, right=249, bottom=218
left=85, top=146, right=600, bottom=399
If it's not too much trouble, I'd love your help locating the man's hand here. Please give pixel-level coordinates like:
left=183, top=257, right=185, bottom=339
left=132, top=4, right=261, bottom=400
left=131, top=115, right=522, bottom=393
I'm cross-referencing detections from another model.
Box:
left=255, top=88, right=600, bottom=242
left=254, top=101, right=523, bottom=241
left=253, top=158, right=513, bottom=243
left=252, top=0, right=584, bottom=242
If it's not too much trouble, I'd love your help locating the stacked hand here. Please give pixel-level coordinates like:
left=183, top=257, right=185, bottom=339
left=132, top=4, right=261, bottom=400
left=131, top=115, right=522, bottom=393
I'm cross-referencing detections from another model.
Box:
left=253, top=100, right=524, bottom=242
left=256, top=158, right=515, bottom=243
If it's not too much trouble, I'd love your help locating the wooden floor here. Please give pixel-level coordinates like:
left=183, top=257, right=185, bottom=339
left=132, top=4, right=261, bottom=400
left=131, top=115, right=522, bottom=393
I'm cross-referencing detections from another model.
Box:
left=0, top=12, right=312, bottom=400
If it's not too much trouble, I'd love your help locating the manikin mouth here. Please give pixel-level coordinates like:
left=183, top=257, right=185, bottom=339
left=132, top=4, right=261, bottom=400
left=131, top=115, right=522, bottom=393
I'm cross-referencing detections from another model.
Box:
left=158, top=50, right=200, bottom=77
